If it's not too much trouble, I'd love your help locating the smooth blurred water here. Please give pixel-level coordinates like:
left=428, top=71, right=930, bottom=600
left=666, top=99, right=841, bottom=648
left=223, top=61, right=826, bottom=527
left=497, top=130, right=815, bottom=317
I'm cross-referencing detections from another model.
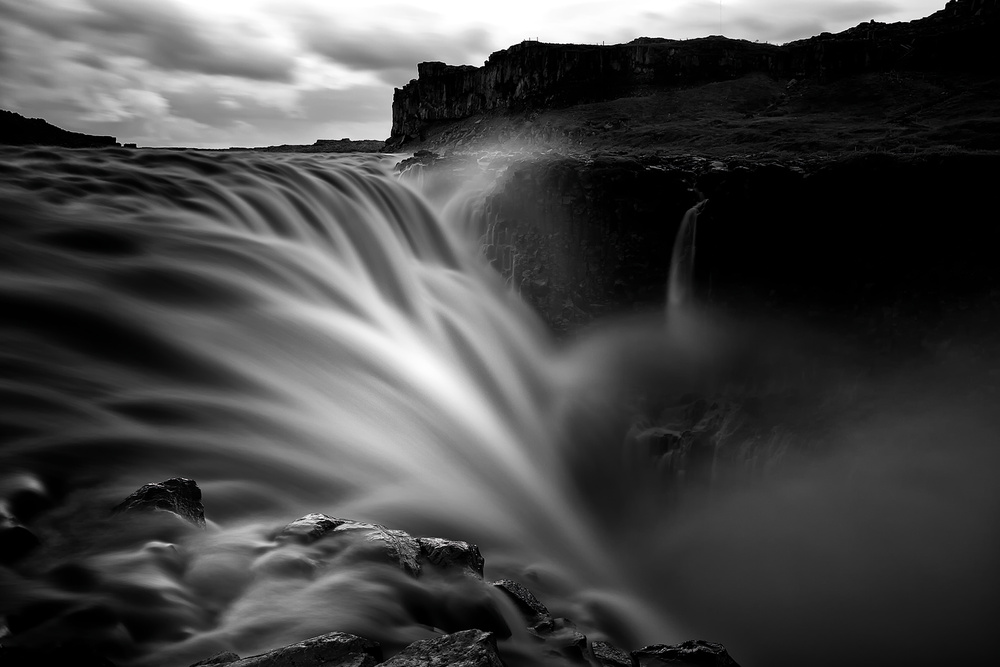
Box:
left=1, top=147, right=996, bottom=667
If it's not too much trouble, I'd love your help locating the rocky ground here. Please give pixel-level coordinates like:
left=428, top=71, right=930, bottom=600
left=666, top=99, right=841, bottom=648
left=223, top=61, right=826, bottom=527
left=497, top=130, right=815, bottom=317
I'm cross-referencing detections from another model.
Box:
left=0, top=479, right=743, bottom=667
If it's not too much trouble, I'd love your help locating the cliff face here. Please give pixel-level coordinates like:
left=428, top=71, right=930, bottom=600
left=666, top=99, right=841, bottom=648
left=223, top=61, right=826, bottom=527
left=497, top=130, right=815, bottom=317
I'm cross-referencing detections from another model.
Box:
left=400, top=150, right=1000, bottom=334
left=389, top=0, right=999, bottom=146
left=0, top=109, right=119, bottom=148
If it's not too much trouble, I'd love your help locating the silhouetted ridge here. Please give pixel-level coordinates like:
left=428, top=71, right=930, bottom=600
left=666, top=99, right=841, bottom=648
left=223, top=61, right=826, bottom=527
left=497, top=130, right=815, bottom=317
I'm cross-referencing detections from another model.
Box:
left=389, top=0, right=998, bottom=146
left=1, top=109, right=118, bottom=148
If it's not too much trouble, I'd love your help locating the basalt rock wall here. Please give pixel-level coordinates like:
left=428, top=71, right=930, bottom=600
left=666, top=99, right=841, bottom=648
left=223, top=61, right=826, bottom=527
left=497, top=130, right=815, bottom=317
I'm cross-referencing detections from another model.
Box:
left=426, top=151, right=999, bottom=334
left=389, top=0, right=999, bottom=146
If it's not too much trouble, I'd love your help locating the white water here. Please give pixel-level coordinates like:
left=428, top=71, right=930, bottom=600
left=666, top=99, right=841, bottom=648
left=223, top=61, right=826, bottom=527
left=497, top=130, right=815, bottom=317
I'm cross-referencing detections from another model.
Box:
left=0, top=147, right=996, bottom=667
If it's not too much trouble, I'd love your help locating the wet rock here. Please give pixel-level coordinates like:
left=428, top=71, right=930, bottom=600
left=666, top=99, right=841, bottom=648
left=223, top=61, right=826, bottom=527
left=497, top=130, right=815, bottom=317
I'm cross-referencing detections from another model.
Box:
left=493, top=579, right=591, bottom=664
left=593, top=640, right=636, bottom=667
left=528, top=616, right=591, bottom=664
left=418, top=537, right=485, bottom=578
left=632, top=640, right=741, bottom=667
left=191, top=652, right=241, bottom=666
left=277, top=513, right=486, bottom=578
left=112, top=477, right=205, bottom=528
left=221, top=632, right=380, bottom=667
left=382, top=629, right=503, bottom=667
left=276, top=512, right=346, bottom=544
left=492, top=578, right=550, bottom=620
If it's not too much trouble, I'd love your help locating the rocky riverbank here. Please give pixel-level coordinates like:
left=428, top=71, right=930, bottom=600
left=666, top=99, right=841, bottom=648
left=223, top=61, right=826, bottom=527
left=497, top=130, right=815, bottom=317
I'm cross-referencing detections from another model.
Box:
left=0, top=479, right=742, bottom=667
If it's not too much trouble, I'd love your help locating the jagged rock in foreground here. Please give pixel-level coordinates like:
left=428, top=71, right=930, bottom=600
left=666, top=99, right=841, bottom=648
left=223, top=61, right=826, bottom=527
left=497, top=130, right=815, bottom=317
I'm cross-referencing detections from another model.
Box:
left=493, top=578, right=598, bottom=664
left=111, top=477, right=206, bottom=528
left=633, top=640, right=741, bottom=667
left=276, top=512, right=485, bottom=578
left=382, top=629, right=503, bottom=667
left=191, top=651, right=241, bottom=665
left=201, top=632, right=382, bottom=667
left=0, top=479, right=741, bottom=667
left=592, top=640, right=634, bottom=667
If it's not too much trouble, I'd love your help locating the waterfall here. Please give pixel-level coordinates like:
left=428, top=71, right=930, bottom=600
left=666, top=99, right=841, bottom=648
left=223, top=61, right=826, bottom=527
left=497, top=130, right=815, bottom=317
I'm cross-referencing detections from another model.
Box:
left=1, top=147, right=996, bottom=667
left=667, top=199, right=706, bottom=315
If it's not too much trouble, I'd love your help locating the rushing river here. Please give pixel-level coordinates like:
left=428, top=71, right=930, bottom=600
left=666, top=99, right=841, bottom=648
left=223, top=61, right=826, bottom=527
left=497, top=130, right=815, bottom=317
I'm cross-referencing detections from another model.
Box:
left=0, top=147, right=996, bottom=667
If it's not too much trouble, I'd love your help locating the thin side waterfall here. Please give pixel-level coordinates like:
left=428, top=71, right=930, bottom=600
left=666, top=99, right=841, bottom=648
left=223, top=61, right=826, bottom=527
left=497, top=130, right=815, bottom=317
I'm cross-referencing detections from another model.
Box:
left=667, top=199, right=706, bottom=315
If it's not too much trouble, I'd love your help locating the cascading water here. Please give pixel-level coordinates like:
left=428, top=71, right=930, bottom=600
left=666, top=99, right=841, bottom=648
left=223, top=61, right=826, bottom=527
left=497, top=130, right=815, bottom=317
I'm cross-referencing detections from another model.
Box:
left=1, top=147, right=997, bottom=667
left=667, top=199, right=706, bottom=315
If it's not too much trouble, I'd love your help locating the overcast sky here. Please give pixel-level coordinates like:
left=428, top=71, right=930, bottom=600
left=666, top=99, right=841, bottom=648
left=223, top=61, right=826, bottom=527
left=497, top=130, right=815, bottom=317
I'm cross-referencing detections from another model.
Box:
left=0, top=0, right=945, bottom=148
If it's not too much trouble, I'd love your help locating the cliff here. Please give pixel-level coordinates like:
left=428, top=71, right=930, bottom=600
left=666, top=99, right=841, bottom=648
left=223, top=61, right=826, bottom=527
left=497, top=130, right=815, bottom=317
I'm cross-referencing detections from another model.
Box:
left=0, top=109, right=119, bottom=148
left=389, top=0, right=999, bottom=147
left=399, top=149, right=1000, bottom=337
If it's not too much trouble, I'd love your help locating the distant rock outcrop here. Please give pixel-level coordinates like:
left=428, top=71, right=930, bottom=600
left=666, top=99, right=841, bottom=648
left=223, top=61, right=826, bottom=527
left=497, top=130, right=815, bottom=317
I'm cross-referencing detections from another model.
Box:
left=1, top=109, right=119, bottom=148
left=388, top=0, right=999, bottom=146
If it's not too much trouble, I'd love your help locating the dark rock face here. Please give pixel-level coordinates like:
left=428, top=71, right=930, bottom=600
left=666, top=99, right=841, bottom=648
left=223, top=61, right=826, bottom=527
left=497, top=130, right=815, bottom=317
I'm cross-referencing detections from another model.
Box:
left=216, top=632, right=381, bottom=667
left=389, top=1, right=999, bottom=146
left=191, top=651, right=241, bottom=665
left=466, top=153, right=695, bottom=332
left=418, top=536, right=485, bottom=577
left=633, top=640, right=741, bottom=667
left=381, top=629, right=503, bottom=667
left=492, top=578, right=551, bottom=619
left=593, top=640, right=635, bottom=667
left=111, top=477, right=206, bottom=527
left=3, top=480, right=744, bottom=667
left=1, top=109, right=119, bottom=148
left=276, top=513, right=484, bottom=578
left=428, top=150, right=1000, bottom=333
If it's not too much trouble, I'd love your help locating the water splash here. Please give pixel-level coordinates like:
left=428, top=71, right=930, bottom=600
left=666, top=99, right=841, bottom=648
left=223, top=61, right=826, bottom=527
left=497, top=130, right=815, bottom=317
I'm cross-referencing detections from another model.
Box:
left=1, top=147, right=996, bottom=667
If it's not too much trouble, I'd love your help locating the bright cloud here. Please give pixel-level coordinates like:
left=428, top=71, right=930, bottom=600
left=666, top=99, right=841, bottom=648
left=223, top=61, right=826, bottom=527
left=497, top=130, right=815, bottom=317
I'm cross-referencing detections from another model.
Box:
left=0, top=0, right=947, bottom=148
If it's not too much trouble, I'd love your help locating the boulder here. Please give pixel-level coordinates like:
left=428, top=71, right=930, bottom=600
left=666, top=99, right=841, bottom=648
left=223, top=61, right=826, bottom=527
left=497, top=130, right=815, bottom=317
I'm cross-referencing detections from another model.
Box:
left=632, top=640, right=741, bottom=667
left=381, top=629, right=503, bottom=667
left=191, top=651, right=241, bottom=666
left=418, top=537, right=485, bottom=578
left=111, top=477, right=206, bottom=527
left=277, top=513, right=485, bottom=578
left=593, top=640, right=636, bottom=667
left=529, top=615, right=591, bottom=664
left=216, top=632, right=380, bottom=667
left=492, top=579, right=591, bottom=664
left=492, top=579, right=550, bottom=620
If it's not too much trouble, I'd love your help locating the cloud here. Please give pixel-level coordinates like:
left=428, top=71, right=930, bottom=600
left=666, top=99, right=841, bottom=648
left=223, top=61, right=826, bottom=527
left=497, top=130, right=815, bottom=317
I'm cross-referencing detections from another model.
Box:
left=820, top=0, right=899, bottom=22
left=307, top=28, right=493, bottom=85
left=80, top=0, right=298, bottom=82
left=286, top=4, right=494, bottom=86
left=0, top=0, right=298, bottom=83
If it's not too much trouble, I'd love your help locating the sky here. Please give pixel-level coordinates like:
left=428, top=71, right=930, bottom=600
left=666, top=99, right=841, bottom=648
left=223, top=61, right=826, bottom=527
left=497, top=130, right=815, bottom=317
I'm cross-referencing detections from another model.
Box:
left=0, top=0, right=946, bottom=148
